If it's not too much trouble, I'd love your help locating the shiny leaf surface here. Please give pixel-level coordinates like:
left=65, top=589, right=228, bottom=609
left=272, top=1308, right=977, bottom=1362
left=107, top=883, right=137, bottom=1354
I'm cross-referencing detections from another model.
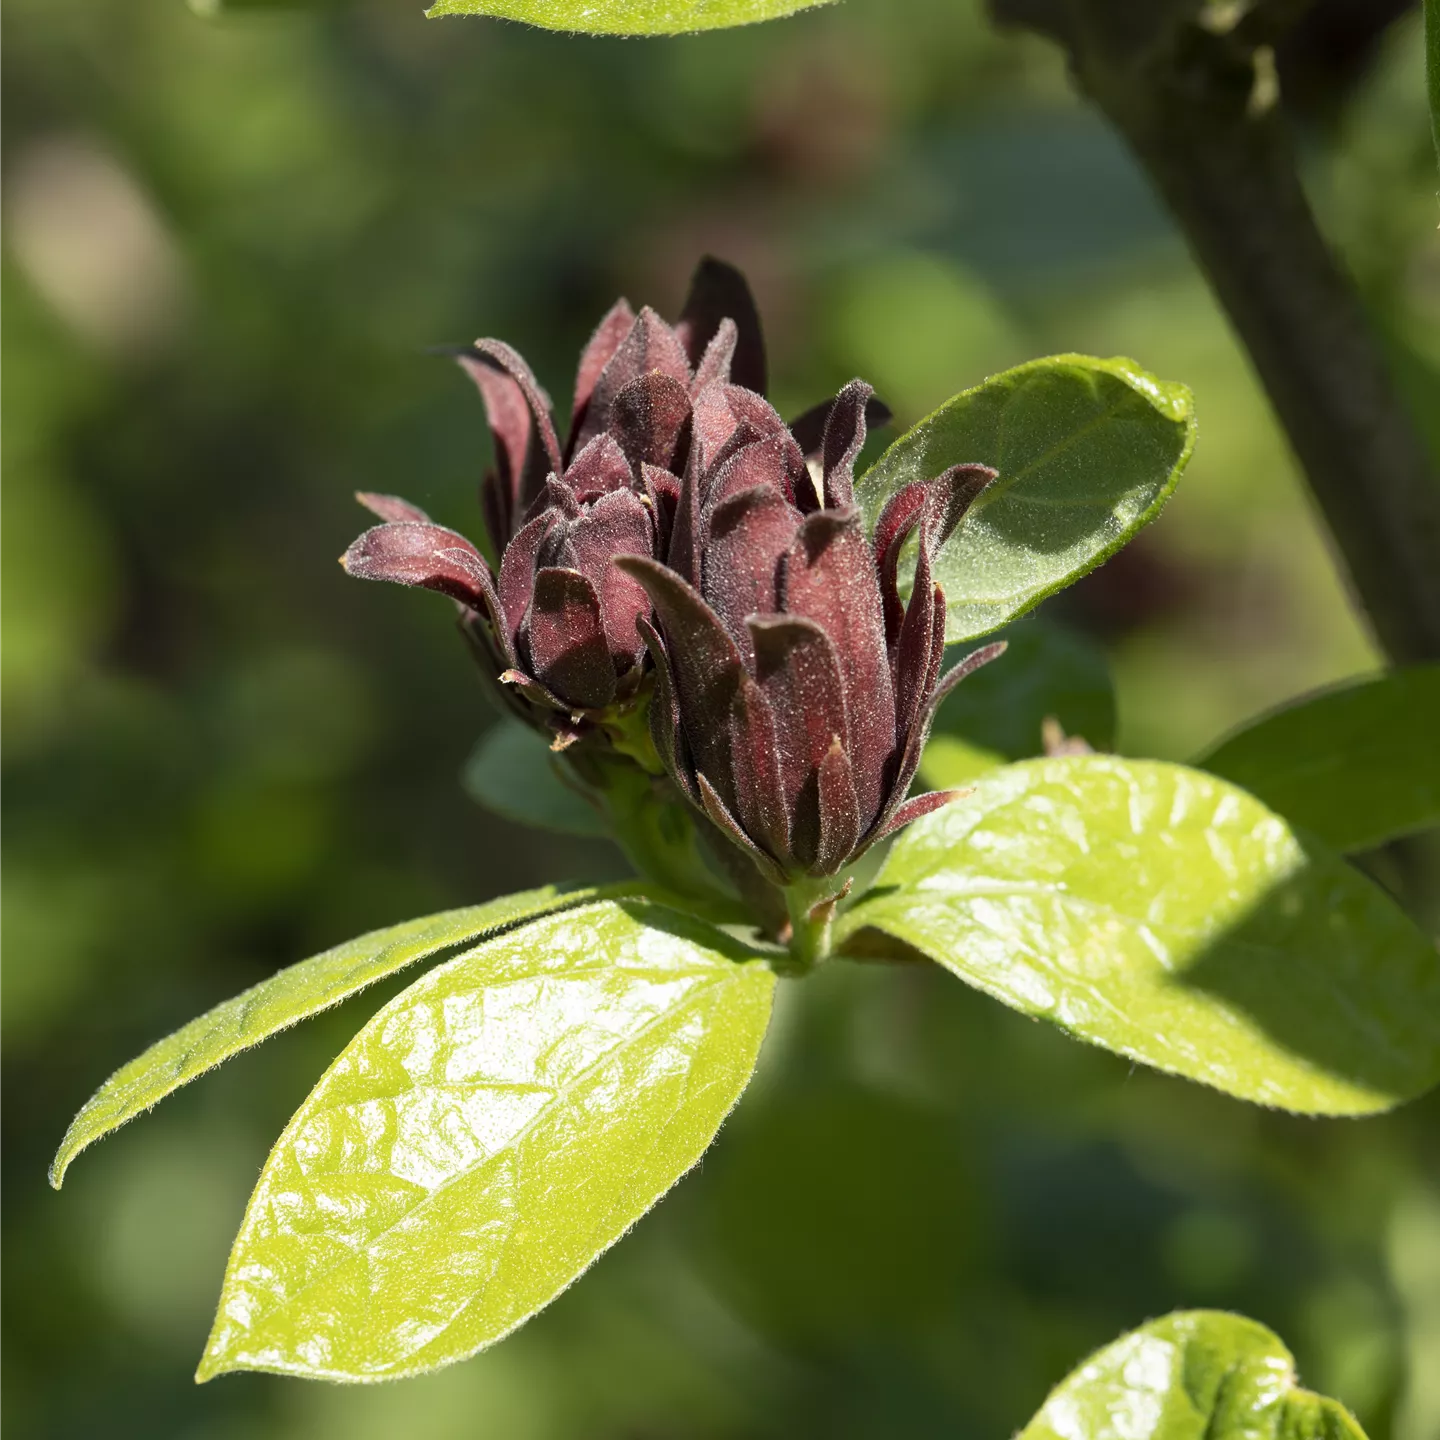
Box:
left=1018, top=1310, right=1367, bottom=1440
left=1197, top=665, right=1440, bottom=853
left=424, top=0, right=833, bottom=33
left=920, top=616, right=1115, bottom=787
left=838, top=757, right=1440, bottom=1115
left=462, top=717, right=606, bottom=837
left=51, top=886, right=604, bottom=1188
left=198, top=898, right=775, bottom=1382
left=856, top=356, right=1194, bottom=643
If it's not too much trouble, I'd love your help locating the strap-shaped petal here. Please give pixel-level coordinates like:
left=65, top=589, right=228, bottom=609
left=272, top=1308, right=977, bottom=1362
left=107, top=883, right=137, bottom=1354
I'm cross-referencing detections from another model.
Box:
left=701, top=431, right=801, bottom=522
left=781, top=508, right=896, bottom=828
left=703, top=485, right=802, bottom=656
left=463, top=340, right=564, bottom=520
left=524, top=567, right=617, bottom=710
left=498, top=511, right=555, bottom=637
left=564, top=489, right=655, bottom=672
left=675, top=256, right=767, bottom=396
left=691, top=317, right=737, bottom=394
left=869, top=788, right=965, bottom=844
left=636, top=616, right=698, bottom=806
left=696, top=773, right=788, bottom=887
left=343, top=521, right=490, bottom=608
left=819, top=378, right=874, bottom=509
left=563, top=432, right=634, bottom=501
left=573, top=307, right=691, bottom=454
left=789, top=393, right=892, bottom=464
left=569, top=297, right=636, bottom=449
left=814, top=735, right=862, bottom=874
left=355, top=491, right=432, bottom=524
left=609, top=371, right=692, bottom=472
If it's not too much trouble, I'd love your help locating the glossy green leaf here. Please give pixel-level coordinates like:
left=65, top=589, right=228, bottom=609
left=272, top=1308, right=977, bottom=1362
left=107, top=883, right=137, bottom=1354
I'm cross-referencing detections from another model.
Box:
left=920, top=616, right=1115, bottom=787
left=463, top=717, right=606, bottom=838
left=856, top=355, right=1194, bottom=643
left=198, top=897, right=775, bottom=1382
left=837, top=756, right=1440, bottom=1115
left=1197, top=665, right=1440, bottom=853
left=1018, top=1310, right=1366, bottom=1440
left=424, top=0, right=833, bottom=34
left=51, top=886, right=607, bottom=1189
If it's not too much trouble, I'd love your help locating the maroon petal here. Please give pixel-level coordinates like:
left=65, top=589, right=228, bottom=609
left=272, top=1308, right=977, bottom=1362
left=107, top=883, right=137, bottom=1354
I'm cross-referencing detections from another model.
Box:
left=748, top=615, right=852, bottom=869
left=704, top=485, right=803, bottom=656
left=609, top=371, right=692, bottom=473
left=356, top=492, right=432, bottom=524
left=891, top=543, right=940, bottom=745
left=691, top=317, right=737, bottom=394
left=725, top=673, right=790, bottom=864
left=870, top=789, right=967, bottom=844
left=701, top=431, right=802, bottom=521
left=523, top=567, right=617, bottom=711
left=675, top=257, right=767, bottom=396
left=696, top=772, right=789, bottom=887
left=789, top=394, right=892, bottom=462
left=564, top=433, right=634, bottom=501
left=570, top=298, right=636, bottom=447
left=819, top=379, right=874, bottom=509
left=813, top=736, right=862, bottom=875
left=780, top=509, right=896, bottom=828
left=454, top=356, right=531, bottom=545
left=343, top=521, right=489, bottom=607
left=564, top=488, right=655, bottom=672
left=498, top=510, right=554, bottom=638
left=924, top=462, right=999, bottom=550
left=642, top=463, right=681, bottom=552
left=637, top=615, right=698, bottom=805
left=573, top=308, right=691, bottom=454
left=873, top=480, right=930, bottom=650
left=930, top=638, right=1008, bottom=711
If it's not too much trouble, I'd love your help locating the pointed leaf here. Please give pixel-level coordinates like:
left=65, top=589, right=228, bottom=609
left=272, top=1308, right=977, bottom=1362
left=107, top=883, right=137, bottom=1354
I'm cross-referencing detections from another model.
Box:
left=462, top=717, right=606, bottom=837
left=424, top=0, right=833, bottom=33
left=838, top=756, right=1440, bottom=1115
left=856, top=355, right=1195, bottom=643
left=50, top=886, right=608, bottom=1188
left=198, top=898, right=775, bottom=1381
left=1018, top=1310, right=1367, bottom=1440
left=919, top=616, right=1116, bottom=787
left=1197, top=665, right=1440, bottom=853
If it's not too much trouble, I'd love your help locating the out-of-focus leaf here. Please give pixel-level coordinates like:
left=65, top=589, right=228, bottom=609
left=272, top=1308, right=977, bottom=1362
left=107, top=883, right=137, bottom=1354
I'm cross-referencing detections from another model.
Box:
left=463, top=717, right=606, bottom=837
left=197, top=897, right=775, bottom=1382
left=1428, top=0, right=1440, bottom=166
left=856, top=355, right=1194, bottom=643
left=920, top=616, right=1115, bottom=787
left=837, top=756, right=1440, bottom=1115
left=50, top=886, right=608, bottom=1189
left=1197, top=666, right=1440, bottom=854
left=1018, top=1310, right=1367, bottom=1440
left=423, top=0, right=833, bottom=34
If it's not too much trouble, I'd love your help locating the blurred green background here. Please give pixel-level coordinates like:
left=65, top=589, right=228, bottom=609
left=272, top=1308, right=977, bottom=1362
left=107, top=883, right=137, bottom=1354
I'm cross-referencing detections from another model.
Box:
left=5, top=0, right=1440, bottom=1435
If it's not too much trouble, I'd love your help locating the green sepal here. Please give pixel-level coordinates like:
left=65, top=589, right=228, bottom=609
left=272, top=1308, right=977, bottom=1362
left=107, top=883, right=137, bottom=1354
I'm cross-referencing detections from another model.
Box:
left=1018, top=1310, right=1367, bottom=1440
left=837, top=756, right=1440, bottom=1115
left=856, top=355, right=1194, bottom=643
left=198, top=897, right=776, bottom=1382
left=50, top=885, right=614, bottom=1188
left=1197, top=665, right=1440, bottom=853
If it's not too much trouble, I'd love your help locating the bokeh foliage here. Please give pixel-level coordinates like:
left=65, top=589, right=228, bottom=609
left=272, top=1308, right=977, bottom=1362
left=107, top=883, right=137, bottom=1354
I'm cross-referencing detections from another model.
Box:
left=4, top=0, right=1439, bottom=1436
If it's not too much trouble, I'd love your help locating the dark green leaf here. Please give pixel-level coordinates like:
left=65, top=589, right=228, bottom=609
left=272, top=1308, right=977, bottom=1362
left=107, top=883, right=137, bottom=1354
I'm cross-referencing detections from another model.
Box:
left=1428, top=0, right=1440, bottom=166
left=920, top=615, right=1115, bottom=787
left=856, top=355, right=1194, bottom=643
left=424, top=0, right=833, bottom=33
left=198, top=897, right=775, bottom=1382
left=1018, top=1310, right=1367, bottom=1440
left=463, top=717, right=607, bottom=837
left=1197, top=665, right=1440, bottom=853
left=51, top=886, right=609, bottom=1188
left=838, top=756, right=1440, bottom=1115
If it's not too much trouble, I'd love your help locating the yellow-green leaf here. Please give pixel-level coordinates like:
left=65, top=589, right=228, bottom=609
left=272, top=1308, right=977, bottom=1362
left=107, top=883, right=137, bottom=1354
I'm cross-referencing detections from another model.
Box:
left=1018, top=1310, right=1367, bottom=1440
left=838, top=756, right=1440, bottom=1115
left=50, top=885, right=606, bottom=1189
left=856, top=355, right=1195, bottom=643
left=424, top=0, right=833, bottom=34
left=1197, top=665, right=1440, bottom=853
left=198, top=897, right=775, bottom=1382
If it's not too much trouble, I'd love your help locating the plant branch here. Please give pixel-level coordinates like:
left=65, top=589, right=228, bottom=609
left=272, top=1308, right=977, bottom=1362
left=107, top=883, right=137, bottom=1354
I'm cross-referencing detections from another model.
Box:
left=990, top=0, right=1440, bottom=663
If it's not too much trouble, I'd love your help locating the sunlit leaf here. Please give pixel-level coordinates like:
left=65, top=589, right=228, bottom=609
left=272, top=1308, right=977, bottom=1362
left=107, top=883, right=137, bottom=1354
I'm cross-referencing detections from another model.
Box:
left=51, top=886, right=608, bottom=1189
left=198, top=897, right=775, bottom=1382
left=424, top=0, right=833, bottom=34
left=1197, top=665, right=1440, bottom=853
left=920, top=616, right=1115, bottom=787
left=837, top=756, right=1440, bottom=1115
left=463, top=717, right=606, bottom=837
left=856, top=355, right=1194, bottom=643
left=1018, top=1310, right=1367, bottom=1440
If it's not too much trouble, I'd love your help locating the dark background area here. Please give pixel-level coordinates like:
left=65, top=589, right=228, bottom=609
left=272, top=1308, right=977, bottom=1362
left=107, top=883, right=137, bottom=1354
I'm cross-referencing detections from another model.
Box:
left=4, top=0, right=1439, bottom=1435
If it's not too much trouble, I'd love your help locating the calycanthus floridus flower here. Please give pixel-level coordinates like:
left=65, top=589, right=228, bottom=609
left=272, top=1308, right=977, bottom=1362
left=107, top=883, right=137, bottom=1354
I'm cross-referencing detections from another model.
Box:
left=617, top=379, right=1004, bottom=890
left=341, top=255, right=1006, bottom=928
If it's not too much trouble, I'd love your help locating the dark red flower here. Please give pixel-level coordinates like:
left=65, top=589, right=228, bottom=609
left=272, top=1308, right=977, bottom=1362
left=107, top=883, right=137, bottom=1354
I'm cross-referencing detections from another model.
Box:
left=618, top=381, right=1003, bottom=883
left=343, top=259, right=795, bottom=733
